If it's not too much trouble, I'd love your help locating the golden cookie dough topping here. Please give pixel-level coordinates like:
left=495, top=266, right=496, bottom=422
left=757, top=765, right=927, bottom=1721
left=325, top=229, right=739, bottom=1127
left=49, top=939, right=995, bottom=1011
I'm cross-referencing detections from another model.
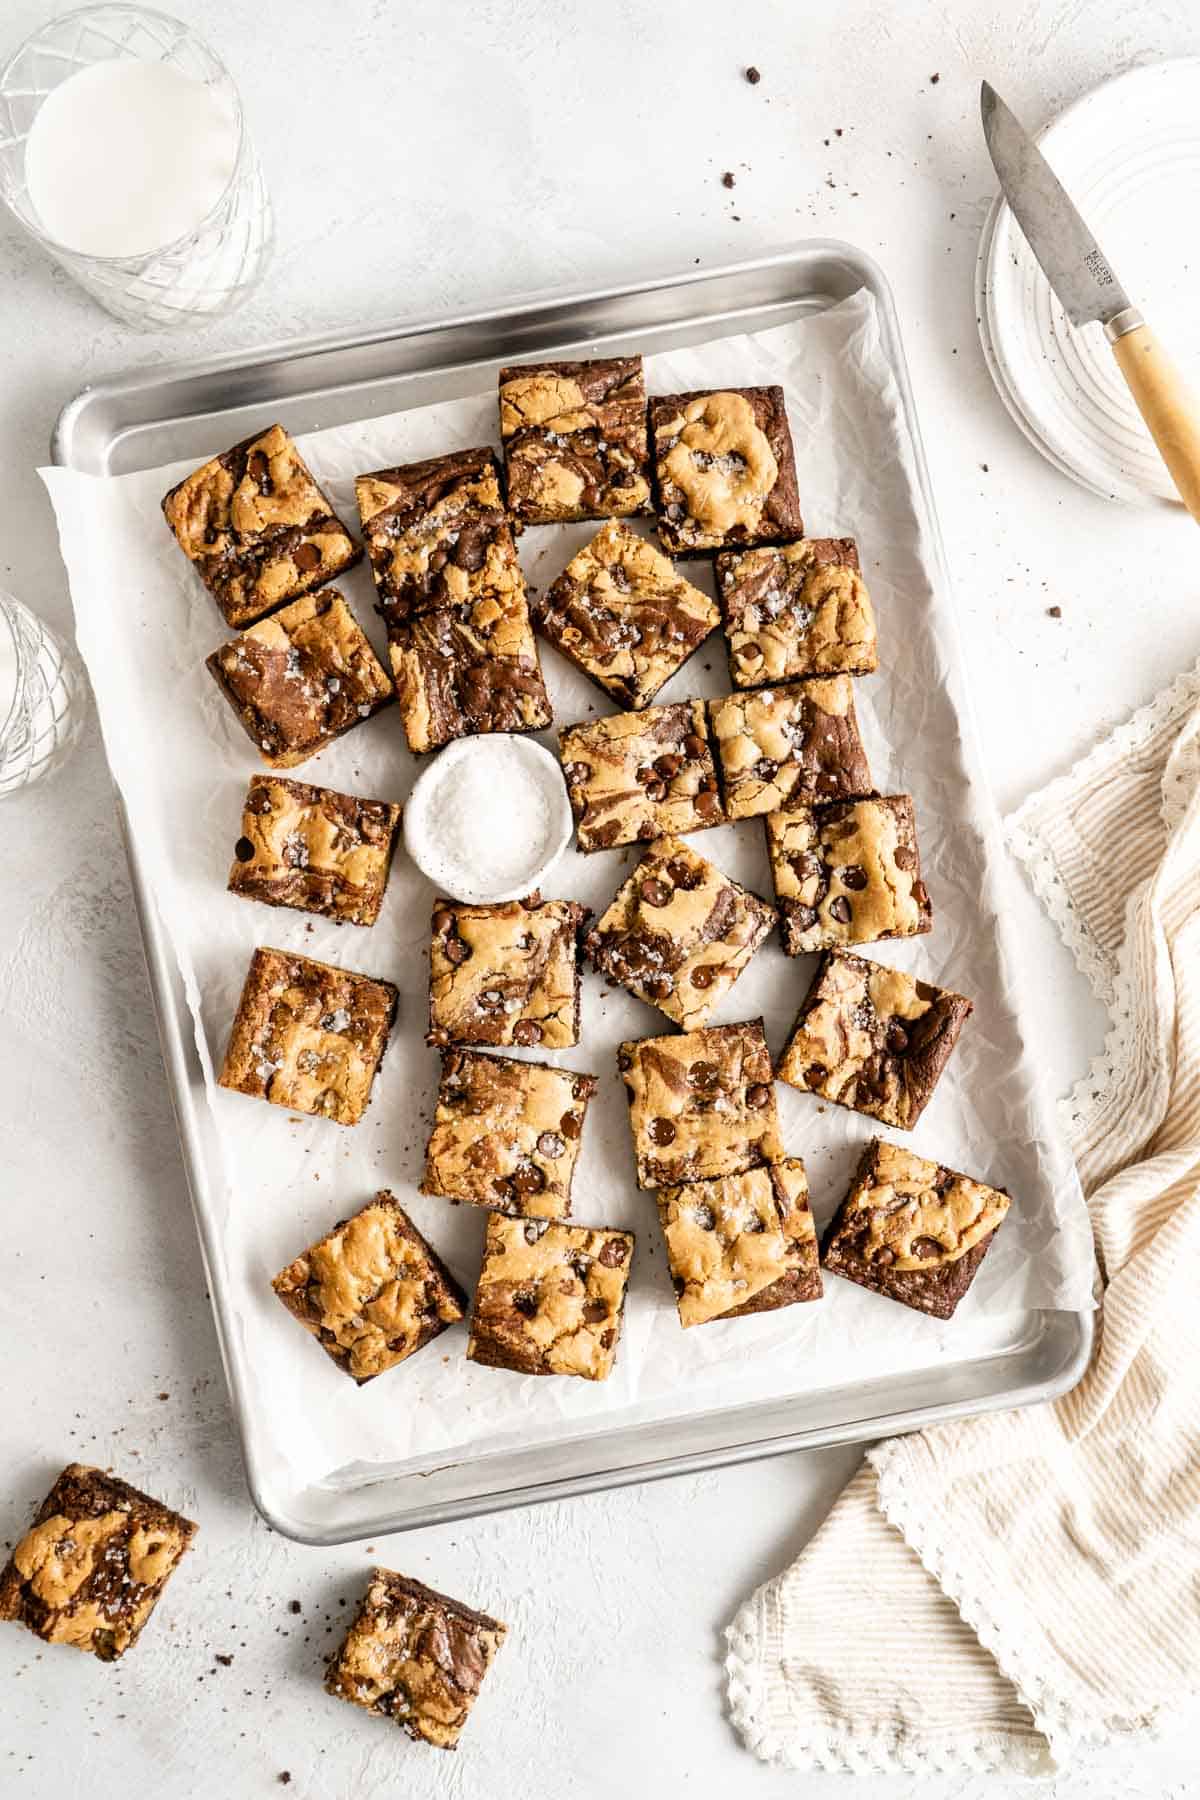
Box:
left=767, top=795, right=931, bottom=953
left=658, top=1158, right=818, bottom=1325
left=429, top=896, right=585, bottom=1050
left=710, top=676, right=872, bottom=817
left=467, top=1215, right=634, bottom=1380
left=388, top=580, right=552, bottom=755
left=228, top=775, right=401, bottom=926
left=717, top=537, right=878, bottom=684
left=618, top=1019, right=783, bottom=1188
left=559, top=698, right=724, bottom=851
left=660, top=391, right=778, bottom=537
left=838, top=1140, right=1010, bottom=1271
left=421, top=1049, right=596, bottom=1218
left=499, top=357, right=652, bottom=524
left=356, top=448, right=522, bottom=622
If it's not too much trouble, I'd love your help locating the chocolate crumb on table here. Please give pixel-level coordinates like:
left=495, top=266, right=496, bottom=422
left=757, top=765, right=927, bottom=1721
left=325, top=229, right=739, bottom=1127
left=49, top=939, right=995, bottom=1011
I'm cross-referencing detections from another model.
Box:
left=744, top=65, right=761, bottom=83
left=206, top=589, right=393, bottom=769
left=219, top=946, right=397, bottom=1127
left=466, top=1215, right=635, bottom=1380
left=532, top=520, right=719, bottom=710
left=765, top=793, right=932, bottom=955
left=559, top=698, right=724, bottom=851
left=228, top=774, right=402, bottom=927
left=326, top=1568, right=506, bottom=1750
left=657, top=1156, right=821, bottom=1325
left=420, top=1048, right=596, bottom=1219
left=585, top=834, right=776, bottom=1031
left=498, top=356, right=652, bottom=525
left=821, top=1138, right=1011, bottom=1319
left=428, top=895, right=588, bottom=1050
left=777, top=950, right=972, bottom=1129
left=162, top=422, right=360, bottom=629
left=272, top=1192, right=467, bottom=1382
left=709, top=675, right=873, bottom=818
left=715, top=537, right=878, bottom=685
left=355, top=447, right=516, bottom=627
left=649, top=386, right=803, bottom=554
left=618, top=1019, right=783, bottom=1189
left=0, top=1463, right=196, bottom=1661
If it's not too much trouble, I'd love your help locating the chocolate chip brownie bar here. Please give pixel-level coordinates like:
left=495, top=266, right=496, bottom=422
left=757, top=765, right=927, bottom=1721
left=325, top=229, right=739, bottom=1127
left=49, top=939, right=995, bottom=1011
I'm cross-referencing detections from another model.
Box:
left=218, top=946, right=397, bottom=1126
left=533, top=520, right=719, bottom=709
left=585, top=835, right=775, bottom=1031
left=559, top=698, right=724, bottom=851
left=272, top=1193, right=467, bottom=1383
left=206, top=589, right=393, bottom=769
left=466, top=1216, right=635, bottom=1380
left=228, top=774, right=402, bottom=926
left=618, top=1019, right=782, bottom=1189
left=709, top=676, right=873, bottom=819
left=420, top=1049, right=596, bottom=1219
left=0, top=1464, right=196, bottom=1661
left=388, top=584, right=552, bottom=754
left=428, top=895, right=588, bottom=1050
left=765, top=794, right=932, bottom=955
left=355, top=447, right=517, bottom=626
left=716, top=537, right=878, bottom=686
left=649, top=386, right=803, bottom=554
left=162, top=423, right=360, bottom=628
left=776, top=951, right=972, bottom=1129
left=821, top=1138, right=1011, bottom=1319
left=498, top=356, right=652, bottom=524
left=326, top=1568, right=506, bottom=1749
left=657, top=1157, right=821, bottom=1326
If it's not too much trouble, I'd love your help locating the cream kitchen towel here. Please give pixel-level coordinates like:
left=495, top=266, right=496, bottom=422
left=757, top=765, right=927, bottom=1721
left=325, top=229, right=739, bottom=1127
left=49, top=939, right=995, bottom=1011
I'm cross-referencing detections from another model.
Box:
left=725, top=660, right=1200, bottom=1775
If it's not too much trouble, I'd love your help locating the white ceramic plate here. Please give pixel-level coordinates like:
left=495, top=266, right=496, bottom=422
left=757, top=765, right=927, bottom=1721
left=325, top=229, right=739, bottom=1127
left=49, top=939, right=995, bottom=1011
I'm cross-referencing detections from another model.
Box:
left=977, top=58, right=1200, bottom=506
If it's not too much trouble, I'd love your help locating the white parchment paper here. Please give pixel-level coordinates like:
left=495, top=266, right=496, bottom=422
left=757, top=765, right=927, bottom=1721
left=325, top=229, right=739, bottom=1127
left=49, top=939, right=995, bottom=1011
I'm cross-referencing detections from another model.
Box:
left=41, top=290, right=1096, bottom=1499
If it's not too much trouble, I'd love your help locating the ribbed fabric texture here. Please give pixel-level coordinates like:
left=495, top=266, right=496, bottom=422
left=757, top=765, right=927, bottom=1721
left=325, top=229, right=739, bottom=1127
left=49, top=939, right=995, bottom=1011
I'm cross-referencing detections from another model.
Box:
left=726, top=661, right=1200, bottom=1774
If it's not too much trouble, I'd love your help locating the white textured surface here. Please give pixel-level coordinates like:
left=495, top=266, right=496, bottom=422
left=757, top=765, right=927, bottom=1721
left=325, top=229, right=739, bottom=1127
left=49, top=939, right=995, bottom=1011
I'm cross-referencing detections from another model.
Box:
left=2, top=1, right=1200, bottom=1795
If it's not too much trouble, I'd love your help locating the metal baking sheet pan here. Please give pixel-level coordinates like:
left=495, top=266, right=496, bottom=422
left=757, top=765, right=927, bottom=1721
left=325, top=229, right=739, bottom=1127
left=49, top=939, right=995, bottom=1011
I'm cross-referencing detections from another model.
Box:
left=52, top=243, right=1093, bottom=1544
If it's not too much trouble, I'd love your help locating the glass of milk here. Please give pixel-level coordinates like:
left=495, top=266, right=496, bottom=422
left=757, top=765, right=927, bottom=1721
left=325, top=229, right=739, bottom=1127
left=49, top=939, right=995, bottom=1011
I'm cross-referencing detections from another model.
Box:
left=0, top=5, right=272, bottom=329
left=0, top=596, right=86, bottom=797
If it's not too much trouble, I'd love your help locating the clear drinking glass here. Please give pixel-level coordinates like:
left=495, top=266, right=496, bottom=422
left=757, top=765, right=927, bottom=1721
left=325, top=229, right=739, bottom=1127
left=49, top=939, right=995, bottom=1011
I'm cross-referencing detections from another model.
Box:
left=0, top=596, right=86, bottom=796
left=0, top=5, right=272, bottom=329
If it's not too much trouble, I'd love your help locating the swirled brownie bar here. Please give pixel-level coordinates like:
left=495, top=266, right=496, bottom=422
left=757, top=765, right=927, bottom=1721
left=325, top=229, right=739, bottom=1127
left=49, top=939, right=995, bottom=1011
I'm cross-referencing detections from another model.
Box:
left=0, top=1464, right=196, bottom=1661
left=326, top=1568, right=506, bottom=1749
left=821, top=1138, right=1011, bottom=1319
left=162, top=423, right=360, bottom=628
left=709, top=676, right=872, bottom=819
left=765, top=795, right=932, bottom=955
left=533, top=520, right=719, bottom=709
left=618, top=1019, right=782, bottom=1190
left=388, top=584, right=552, bottom=754
left=559, top=698, right=724, bottom=851
left=650, top=387, right=803, bottom=554
left=585, top=836, right=775, bottom=1031
left=219, top=947, right=397, bottom=1126
left=657, top=1157, right=821, bottom=1326
left=228, top=775, right=402, bottom=926
left=466, top=1216, right=634, bottom=1380
left=428, top=895, right=588, bottom=1050
left=355, top=447, right=517, bottom=625
left=206, top=589, right=393, bottom=769
left=716, top=537, right=878, bottom=686
left=421, top=1049, right=596, bottom=1219
left=272, top=1193, right=467, bottom=1383
left=498, top=356, right=652, bottom=524
left=777, top=951, right=972, bottom=1129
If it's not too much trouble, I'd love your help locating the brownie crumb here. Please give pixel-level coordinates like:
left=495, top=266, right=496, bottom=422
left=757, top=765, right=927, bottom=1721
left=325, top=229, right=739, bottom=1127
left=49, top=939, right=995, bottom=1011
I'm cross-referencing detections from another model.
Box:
left=288, top=1599, right=302, bottom=1614
left=156, top=1392, right=169, bottom=1401
left=278, top=1775, right=292, bottom=1787
left=930, top=71, right=940, bottom=83
left=745, top=65, right=761, bottom=84
left=835, top=127, right=843, bottom=136
left=215, top=1653, right=233, bottom=1667
left=1047, top=605, right=1062, bottom=619
left=721, top=171, right=736, bottom=189
left=981, top=462, right=990, bottom=473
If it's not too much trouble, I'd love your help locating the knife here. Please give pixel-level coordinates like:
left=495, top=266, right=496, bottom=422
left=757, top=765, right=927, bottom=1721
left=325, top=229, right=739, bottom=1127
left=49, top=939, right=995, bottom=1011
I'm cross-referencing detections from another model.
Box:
left=981, top=80, right=1200, bottom=523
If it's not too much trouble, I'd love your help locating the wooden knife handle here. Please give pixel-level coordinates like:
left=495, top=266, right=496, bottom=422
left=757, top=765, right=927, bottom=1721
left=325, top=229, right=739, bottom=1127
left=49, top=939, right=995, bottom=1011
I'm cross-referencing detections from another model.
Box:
left=1109, top=311, right=1200, bottom=523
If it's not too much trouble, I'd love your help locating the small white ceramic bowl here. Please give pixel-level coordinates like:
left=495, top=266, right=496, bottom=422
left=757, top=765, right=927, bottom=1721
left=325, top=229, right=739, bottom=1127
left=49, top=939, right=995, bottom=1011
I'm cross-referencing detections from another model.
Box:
left=402, top=734, right=574, bottom=905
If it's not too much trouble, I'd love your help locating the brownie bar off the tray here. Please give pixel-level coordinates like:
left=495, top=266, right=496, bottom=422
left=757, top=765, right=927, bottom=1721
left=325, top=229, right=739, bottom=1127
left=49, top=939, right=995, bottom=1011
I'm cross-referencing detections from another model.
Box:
left=162, top=422, right=360, bottom=628
left=206, top=588, right=393, bottom=769
left=650, top=386, right=803, bottom=554
left=618, top=1019, right=782, bottom=1190
left=657, top=1156, right=821, bottom=1326
left=428, top=895, right=588, bottom=1050
left=272, top=1192, right=467, bottom=1383
left=0, top=1463, right=196, bottom=1661
left=765, top=794, right=932, bottom=955
left=585, top=835, right=776, bottom=1031
left=467, top=1216, right=635, bottom=1380
left=776, top=950, right=972, bottom=1130
left=421, top=1048, right=596, bottom=1219
left=219, top=946, right=397, bottom=1126
left=821, top=1138, right=1011, bottom=1320
left=559, top=698, right=724, bottom=852
left=716, top=536, right=878, bottom=686
left=355, top=447, right=518, bottom=625
left=326, top=1567, right=507, bottom=1750
left=709, top=676, right=873, bottom=819
left=228, top=774, right=402, bottom=926
left=533, top=520, right=719, bottom=709
left=498, top=356, right=652, bottom=524
left=388, top=585, right=552, bottom=754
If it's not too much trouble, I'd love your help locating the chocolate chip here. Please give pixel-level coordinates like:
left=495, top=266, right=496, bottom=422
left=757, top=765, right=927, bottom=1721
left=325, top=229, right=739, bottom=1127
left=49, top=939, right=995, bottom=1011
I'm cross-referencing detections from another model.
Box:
left=598, top=1237, right=629, bottom=1266
left=617, top=1049, right=632, bottom=1072
left=536, top=1130, right=566, bottom=1158
left=648, top=1117, right=676, bottom=1145
left=511, top=1162, right=546, bottom=1194
left=805, top=1062, right=827, bottom=1084
left=234, top=836, right=255, bottom=863
left=513, top=1289, right=539, bottom=1317
left=654, top=753, right=683, bottom=779
left=912, top=879, right=930, bottom=909
left=689, top=1060, right=720, bottom=1092
left=513, top=1019, right=543, bottom=1047
left=840, top=865, right=868, bottom=890
left=690, top=965, right=715, bottom=989
left=582, top=1299, right=609, bottom=1323
left=432, top=909, right=455, bottom=934
left=746, top=1083, right=771, bottom=1109
left=829, top=896, right=852, bottom=923
left=641, top=878, right=671, bottom=907
left=693, top=1202, right=717, bottom=1230
left=666, top=857, right=702, bottom=889
left=444, top=934, right=469, bottom=965
left=753, top=758, right=777, bottom=781
left=560, top=1111, right=583, bottom=1138
left=683, top=733, right=706, bottom=758
left=600, top=1327, right=616, bottom=1348
left=565, top=761, right=591, bottom=785
left=693, top=789, right=721, bottom=818
left=645, top=974, right=674, bottom=999
left=911, top=1235, right=942, bottom=1259
left=893, top=845, right=916, bottom=872
left=886, top=1024, right=909, bottom=1053
left=247, top=449, right=271, bottom=490
left=645, top=781, right=668, bottom=802
left=873, top=1246, right=896, bottom=1266
left=293, top=541, right=321, bottom=572
left=572, top=1076, right=596, bottom=1100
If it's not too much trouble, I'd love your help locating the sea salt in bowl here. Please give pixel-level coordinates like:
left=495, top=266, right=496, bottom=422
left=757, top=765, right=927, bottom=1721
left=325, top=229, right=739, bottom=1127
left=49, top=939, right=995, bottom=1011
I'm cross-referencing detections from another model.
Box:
left=403, top=735, right=575, bottom=904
